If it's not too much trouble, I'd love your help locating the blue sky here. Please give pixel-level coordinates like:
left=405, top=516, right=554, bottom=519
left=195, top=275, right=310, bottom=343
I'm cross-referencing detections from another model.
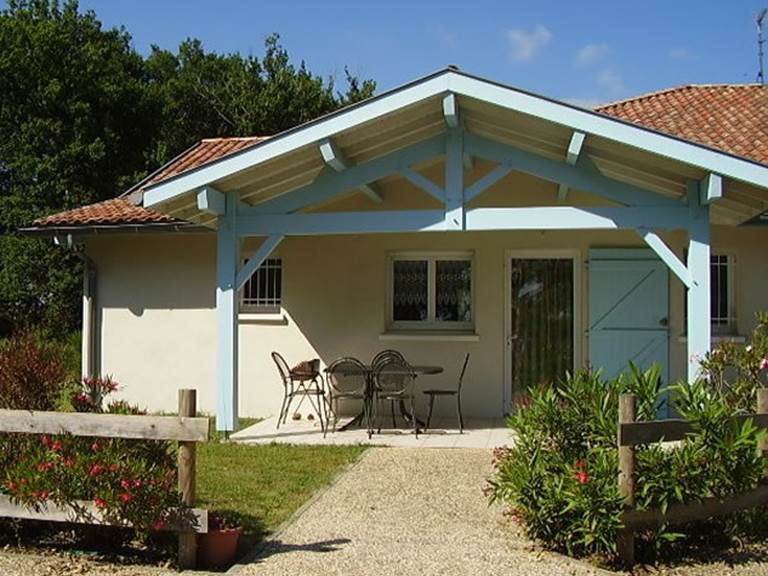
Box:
left=62, top=1, right=768, bottom=105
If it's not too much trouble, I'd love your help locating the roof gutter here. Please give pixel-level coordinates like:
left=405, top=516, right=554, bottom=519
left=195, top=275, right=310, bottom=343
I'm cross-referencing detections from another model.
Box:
left=18, top=222, right=210, bottom=237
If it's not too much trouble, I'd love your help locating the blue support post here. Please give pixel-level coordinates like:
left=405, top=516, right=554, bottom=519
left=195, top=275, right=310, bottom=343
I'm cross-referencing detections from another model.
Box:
left=686, top=181, right=711, bottom=382
left=216, top=191, right=240, bottom=432
left=445, top=126, right=464, bottom=230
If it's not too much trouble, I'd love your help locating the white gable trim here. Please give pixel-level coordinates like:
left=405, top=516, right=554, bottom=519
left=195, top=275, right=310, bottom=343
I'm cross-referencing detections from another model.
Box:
left=144, top=70, right=768, bottom=209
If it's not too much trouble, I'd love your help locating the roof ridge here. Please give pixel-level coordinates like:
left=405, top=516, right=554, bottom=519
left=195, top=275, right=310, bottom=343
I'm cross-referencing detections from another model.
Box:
left=596, top=83, right=764, bottom=110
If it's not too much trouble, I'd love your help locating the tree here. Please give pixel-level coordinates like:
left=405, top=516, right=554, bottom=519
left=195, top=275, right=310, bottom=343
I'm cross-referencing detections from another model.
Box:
left=0, top=1, right=376, bottom=336
left=0, top=0, right=155, bottom=335
left=144, top=34, right=374, bottom=166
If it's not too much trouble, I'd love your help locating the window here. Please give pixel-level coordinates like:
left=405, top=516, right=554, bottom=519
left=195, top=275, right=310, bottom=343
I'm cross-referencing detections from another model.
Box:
left=389, top=253, right=473, bottom=331
left=710, top=254, right=734, bottom=333
left=683, top=253, right=735, bottom=334
left=241, top=258, right=282, bottom=313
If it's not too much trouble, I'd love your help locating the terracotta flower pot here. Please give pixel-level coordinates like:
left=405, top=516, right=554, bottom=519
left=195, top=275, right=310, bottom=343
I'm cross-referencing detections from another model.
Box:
left=197, top=525, right=242, bottom=569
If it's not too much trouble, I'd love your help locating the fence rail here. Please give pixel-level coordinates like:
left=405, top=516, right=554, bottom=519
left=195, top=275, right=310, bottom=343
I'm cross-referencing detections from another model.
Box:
left=616, top=388, right=768, bottom=567
left=0, top=389, right=209, bottom=569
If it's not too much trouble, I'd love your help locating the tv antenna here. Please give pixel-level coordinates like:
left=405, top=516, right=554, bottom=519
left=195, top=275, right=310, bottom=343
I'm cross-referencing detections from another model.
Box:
left=758, top=8, right=767, bottom=84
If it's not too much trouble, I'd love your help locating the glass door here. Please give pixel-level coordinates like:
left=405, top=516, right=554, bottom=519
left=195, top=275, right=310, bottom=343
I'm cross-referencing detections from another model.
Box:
left=509, top=257, right=574, bottom=406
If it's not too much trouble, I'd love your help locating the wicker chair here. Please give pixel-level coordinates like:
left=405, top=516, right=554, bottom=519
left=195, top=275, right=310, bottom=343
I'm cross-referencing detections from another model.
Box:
left=422, top=353, right=470, bottom=433
left=373, top=356, right=418, bottom=437
left=271, top=352, right=327, bottom=431
left=325, top=357, right=371, bottom=437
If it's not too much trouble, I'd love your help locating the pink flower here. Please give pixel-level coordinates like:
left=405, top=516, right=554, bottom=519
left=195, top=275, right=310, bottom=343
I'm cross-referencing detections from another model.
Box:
left=89, top=463, right=104, bottom=477
left=50, top=440, right=62, bottom=453
left=109, top=464, right=118, bottom=473
left=132, top=479, right=142, bottom=488
left=63, top=458, right=75, bottom=468
left=575, top=471, right=589, bottom=485
left=120, top=479, right=131, bottom=490
left=41, top=436, right=50, bottom=447
left=36, top=462, right=53, bottom=473
left=574, top=460, right=586, bottom=470
left=153, top=519, right=165, bottom=531
left=119, top=492, right=133, bottom=503
left=760, top=358, right=768, bottom=371
left=91, top=442, right=100, bottom=452
left=94, top=497, right=107, bottom=509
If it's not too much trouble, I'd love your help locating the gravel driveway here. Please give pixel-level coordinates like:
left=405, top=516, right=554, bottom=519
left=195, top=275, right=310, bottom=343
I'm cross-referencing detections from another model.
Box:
left=230, top=447, right=608, bottom=576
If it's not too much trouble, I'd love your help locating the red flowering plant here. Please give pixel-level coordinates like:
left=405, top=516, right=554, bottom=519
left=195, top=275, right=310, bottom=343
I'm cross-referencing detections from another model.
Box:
left=0, top=373, right=185, bottom=537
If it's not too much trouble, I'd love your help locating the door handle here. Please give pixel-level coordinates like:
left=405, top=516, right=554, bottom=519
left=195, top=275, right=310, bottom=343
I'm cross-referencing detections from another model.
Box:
left=659, top=317, right=669, bottom=327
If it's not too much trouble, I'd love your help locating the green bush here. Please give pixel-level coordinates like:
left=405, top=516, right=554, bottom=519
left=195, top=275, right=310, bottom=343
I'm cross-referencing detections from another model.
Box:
left=488, top=344, right=768, bottom=563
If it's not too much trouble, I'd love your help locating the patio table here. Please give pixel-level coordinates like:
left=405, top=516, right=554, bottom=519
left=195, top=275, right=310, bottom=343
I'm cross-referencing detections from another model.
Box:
left=332, top=364, right=443, bottom=432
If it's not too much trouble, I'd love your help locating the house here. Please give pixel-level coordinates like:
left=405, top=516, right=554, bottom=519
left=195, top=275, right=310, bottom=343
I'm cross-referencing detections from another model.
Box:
left=24, top=69, right=768, bottom=431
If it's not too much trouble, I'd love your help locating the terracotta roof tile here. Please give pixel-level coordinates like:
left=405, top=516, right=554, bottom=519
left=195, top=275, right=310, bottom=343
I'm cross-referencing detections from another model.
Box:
left=30, top=85, right=768, bottom=229
left=31, top=137, right=268, bottom=228
left=33, top=198, right=178, bottom=227
left=596, top=84, right=768, bottom=165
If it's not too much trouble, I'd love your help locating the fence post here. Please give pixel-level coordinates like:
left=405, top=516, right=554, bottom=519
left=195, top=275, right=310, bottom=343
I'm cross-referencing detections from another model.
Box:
left=178, top=389, right=198, bottom=569
left=617, top=393, right=636, bottom=567
left=757, top=389, right=768, bottom=476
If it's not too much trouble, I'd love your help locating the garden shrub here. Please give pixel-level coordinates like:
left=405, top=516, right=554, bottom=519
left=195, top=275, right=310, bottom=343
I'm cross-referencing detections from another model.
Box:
left=0, top=331, right=68, bottom=410
left=0, top=332, right=187, bottom=539
left=489, top=314, right=768, bottom=564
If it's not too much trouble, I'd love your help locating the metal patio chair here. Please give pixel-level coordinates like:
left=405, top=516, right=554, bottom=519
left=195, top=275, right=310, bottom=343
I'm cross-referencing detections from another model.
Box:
left=325, top=357, right=371, bottom=437
left=371, top=349, right=406, bottom=368
left=271, top=352, right=327, bottom=432
left=373, top=356, right=419, bottom=437
left=422, top=353, right=470, bottom=433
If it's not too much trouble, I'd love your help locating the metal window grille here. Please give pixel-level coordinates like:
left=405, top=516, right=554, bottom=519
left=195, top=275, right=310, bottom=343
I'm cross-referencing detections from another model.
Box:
left=242, top=258, right=282, bottom=311
left=710, top=254, right=732, bottom=330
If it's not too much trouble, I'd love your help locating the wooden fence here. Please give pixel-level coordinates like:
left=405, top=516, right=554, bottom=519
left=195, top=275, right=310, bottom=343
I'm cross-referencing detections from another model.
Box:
left=0, top=389, right=209, bottom=569
left=617, top=388, right=768, bottom=567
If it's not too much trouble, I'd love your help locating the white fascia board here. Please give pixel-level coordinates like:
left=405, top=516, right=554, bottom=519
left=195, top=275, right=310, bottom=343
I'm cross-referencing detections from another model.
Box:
left=144, top=69, right=768, bottom=210
left=144, top=75, right=451, bottom=208
left=446, top=74, right=768, bottom=189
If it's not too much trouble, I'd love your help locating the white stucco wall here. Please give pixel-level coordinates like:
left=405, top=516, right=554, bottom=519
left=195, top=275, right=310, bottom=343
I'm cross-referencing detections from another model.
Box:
left=85, top=222, right=768, bottom=421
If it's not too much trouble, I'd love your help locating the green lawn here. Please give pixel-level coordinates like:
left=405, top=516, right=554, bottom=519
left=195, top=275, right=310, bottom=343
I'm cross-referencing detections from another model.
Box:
left=196, top=425, right=366, bottom=554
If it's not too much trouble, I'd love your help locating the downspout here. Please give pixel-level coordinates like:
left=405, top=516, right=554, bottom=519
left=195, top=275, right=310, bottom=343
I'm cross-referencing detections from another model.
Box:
left=53, top=234, right=97, bottom=379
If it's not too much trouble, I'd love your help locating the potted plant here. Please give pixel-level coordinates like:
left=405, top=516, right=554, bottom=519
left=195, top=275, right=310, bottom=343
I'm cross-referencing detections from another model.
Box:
left=197, top=513, right=242, bottom=569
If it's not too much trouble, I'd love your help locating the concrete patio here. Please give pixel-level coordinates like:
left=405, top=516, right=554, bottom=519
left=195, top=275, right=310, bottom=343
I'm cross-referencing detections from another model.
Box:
left=230, top=417, right=512, bottom=449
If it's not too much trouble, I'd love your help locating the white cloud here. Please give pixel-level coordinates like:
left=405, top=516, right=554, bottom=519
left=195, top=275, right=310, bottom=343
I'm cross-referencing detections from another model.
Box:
left=576, top=43, right=610, bottom=66
left=597, top=68, right=625, bottom=95
left=506, top=25, right=552, bottom=62
left=669, top=47, right=694, bottom=61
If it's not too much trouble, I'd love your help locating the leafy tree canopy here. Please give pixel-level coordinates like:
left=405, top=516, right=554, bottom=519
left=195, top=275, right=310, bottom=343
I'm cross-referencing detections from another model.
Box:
left=0, top=0, right=375, bottom=336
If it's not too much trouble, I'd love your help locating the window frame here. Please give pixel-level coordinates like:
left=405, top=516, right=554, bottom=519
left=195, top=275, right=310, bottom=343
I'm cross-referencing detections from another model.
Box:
left=387, top=251, right=475, bottom=332
left=710, top=252, right=736, bottom=334
left=240, top=256, right=283, bottom=314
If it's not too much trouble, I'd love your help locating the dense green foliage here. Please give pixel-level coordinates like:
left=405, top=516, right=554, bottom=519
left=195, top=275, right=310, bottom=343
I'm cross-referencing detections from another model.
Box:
left=489, top=317, right=768, bottom=564
left=0, top=0, right=375, bottom=336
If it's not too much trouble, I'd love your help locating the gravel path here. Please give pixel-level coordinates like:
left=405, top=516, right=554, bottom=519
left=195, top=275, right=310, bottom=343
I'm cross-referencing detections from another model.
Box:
left=231, top=447, right=608, bottom=576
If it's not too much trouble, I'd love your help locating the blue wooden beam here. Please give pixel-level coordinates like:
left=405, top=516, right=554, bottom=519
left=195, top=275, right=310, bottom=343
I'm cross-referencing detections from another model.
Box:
left=237, top=206, right=689, bottom=236
left=442, top=93, right=459, bottom=128
left=699, top=173, right=723, bottom=205
left=319, top=138, right=383, bottom=203
left=464, top=164, right=513, bottom=202
left=465, top=133, right=680, bottom=207
left=235, top=235, right=284, bottom=292
left=638, top=229, right=692, bottom=288
left=197, top=186, right=226, bottom=215
left=216, top=191, right=240, bottom=432
left=686, top=180, right=711, bottom=382
left=247, top=134, right=446, bottom=215
left=400, top=167, right=446, bottom=203
left=444, top=126, right=464, bottom=229
left=237, top=210, right=446, bottom=236
left=558, top=131, right=586, bottom=201
left=466, top=206, right=690, bottom=231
